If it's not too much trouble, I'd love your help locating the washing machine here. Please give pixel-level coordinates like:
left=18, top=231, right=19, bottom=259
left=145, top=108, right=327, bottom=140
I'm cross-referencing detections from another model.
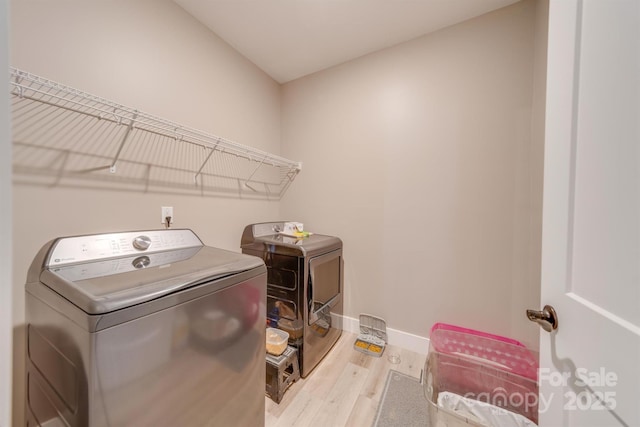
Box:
left=25, top=228, right=266, bottom=427
left=241, top=222, right=343, bottom=377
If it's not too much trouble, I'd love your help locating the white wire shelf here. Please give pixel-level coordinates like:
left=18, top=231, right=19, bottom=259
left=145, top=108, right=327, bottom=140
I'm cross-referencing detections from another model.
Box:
left=9, top=67, right=301, bottom=199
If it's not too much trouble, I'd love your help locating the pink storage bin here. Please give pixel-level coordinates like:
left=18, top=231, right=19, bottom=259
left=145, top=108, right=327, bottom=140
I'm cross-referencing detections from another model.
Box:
left=429, top=323, right=538, bottom=381
left=430, top=323, right=526, bottom=347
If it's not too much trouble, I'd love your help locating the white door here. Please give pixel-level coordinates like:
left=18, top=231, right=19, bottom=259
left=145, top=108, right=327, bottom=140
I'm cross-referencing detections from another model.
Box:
left=538, top=0, right=640, bottom=426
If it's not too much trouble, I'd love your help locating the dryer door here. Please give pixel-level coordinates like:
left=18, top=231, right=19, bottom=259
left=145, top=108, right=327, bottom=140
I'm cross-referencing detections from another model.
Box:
left=307, top=249, right=342, bottom=326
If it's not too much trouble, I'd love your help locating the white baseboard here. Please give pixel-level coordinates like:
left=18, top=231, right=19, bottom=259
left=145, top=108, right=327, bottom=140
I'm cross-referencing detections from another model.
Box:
left=340, top=315, right=429, bottom=356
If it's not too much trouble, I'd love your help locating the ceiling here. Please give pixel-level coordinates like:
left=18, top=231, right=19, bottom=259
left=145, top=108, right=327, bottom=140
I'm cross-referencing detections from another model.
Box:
left=173, top=0, right=520, bottom=84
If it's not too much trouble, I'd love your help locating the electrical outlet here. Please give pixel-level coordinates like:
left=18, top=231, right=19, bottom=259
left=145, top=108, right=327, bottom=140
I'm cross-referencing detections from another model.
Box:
left=161, top=206, right=174, bottom=225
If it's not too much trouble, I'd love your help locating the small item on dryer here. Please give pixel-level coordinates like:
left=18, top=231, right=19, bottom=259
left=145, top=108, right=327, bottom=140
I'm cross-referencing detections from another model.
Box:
left=283, top=222, right=304, bottom=235
left=353, top=314, right=387, bottom=357
left=280, top=222, right=312, bottom=238
left=266, top=327, right=289, bottom=356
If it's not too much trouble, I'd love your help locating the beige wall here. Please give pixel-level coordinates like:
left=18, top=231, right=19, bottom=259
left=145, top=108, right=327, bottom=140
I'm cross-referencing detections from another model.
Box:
left=10, top=1, right=282, bottom=424
left=9, top=0, right=549, bottom=424
left=281, top=0, right=545, bottom=349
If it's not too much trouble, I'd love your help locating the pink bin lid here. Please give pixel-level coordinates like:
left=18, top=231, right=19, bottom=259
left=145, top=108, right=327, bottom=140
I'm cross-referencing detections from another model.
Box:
left=429, top=323, right=538, bottom=381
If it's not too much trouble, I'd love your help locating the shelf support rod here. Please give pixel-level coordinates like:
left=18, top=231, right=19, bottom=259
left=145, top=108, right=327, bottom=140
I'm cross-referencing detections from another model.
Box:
left=110, top=112, right=138, bottom=173
left=244, top=155, right=267, bottom=190
left=144, top=164, right=151, bottom=193
left=193, top=141, right=219, bottom=185
left=51, top=150, right=70, bottom=187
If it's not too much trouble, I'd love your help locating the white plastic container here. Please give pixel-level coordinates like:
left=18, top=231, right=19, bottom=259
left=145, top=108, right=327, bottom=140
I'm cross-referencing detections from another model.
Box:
left=266, top=327, right=289, bottom=356
left=283, top=222, right=304, bottom=235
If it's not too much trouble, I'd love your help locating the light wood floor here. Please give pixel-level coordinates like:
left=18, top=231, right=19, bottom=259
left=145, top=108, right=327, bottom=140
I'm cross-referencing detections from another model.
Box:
left=265, top=332, right=427, bottom=427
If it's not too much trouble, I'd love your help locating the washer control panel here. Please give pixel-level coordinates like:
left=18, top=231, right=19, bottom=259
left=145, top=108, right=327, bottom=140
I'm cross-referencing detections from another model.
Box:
left=46, top=229, right=203, bottom=267
left=50, top=246, right=201, bottom=281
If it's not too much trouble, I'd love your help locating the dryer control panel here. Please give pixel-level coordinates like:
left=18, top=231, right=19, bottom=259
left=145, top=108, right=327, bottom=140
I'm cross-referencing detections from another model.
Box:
left=251, top=222, right=285, bottom=238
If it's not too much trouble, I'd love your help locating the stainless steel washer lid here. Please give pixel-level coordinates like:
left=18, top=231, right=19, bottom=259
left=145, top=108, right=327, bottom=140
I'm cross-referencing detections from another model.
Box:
left=28, top=229, right=265, bottom=315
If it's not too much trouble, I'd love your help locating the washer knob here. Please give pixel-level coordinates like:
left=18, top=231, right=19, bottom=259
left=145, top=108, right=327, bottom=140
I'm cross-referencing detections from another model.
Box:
left=132, top=255, right=151, bottom=269
left=132, top=235, right=151, bottom=251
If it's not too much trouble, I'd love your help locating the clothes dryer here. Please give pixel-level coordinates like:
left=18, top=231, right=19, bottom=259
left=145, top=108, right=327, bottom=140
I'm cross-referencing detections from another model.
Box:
left=241, top=222, right=342, bottom=377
